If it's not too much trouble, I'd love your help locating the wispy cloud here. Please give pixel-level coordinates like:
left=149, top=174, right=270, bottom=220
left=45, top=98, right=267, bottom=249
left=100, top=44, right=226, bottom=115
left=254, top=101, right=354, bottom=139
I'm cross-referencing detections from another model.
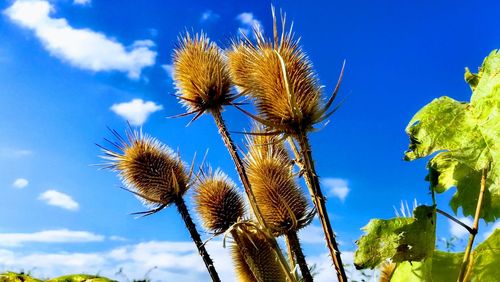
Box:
left=308, top=251, right=373, bottom=281
left=38, top=190, right=79, bottom=211
left=322, top=177, right=350, bottom=202
left=449, top=217, right=473, bottom=238
left=200, top=10, right=219, bottom=22
left=482, top=221, right=499, bottom=240
left=0, top=229, right=104, bottom=247
left=73, top=0, right=91, bottom=6
left=0, top=240, right=234, bottom=281
left=0, top=147, right=32, bottom=158
left=299, top=224, right=324, bottom=244
left=12, top=178, right=29, bottom=189
left=162, top=64, right=174, bottom=80
left=4, top=0, right=156, bottom=79
left=110, top=99, right=163, bottom=126
left=236, top=12, right=262, bottom=37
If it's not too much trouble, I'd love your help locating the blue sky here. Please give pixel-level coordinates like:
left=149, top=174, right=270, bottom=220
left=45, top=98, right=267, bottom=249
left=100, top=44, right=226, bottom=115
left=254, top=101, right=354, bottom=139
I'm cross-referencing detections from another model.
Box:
left=0, top=0, right=498, bottom=280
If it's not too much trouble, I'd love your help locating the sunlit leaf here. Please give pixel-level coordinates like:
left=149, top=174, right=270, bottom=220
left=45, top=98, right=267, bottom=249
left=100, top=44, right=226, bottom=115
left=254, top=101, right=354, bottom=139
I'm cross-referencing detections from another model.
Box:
left=390, top=229, right=500, bottom=281
left=354, top=205, right=436, bottom=269
left=405, top=50, right=500, bottom=222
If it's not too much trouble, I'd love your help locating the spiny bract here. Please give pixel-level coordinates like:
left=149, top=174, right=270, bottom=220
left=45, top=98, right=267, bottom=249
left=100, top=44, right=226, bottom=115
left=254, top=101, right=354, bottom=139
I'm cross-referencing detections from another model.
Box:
left=194, top=169, right=245, bottom=234
left=173, top=32, right=234, bottom=118
left=100, top=129, right=189, bottom=207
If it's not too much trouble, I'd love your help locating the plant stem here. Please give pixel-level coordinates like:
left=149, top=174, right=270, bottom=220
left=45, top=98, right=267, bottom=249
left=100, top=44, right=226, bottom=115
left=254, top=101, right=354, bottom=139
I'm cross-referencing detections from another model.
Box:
left=286, top=231, right=313, bottom=282
left=294, top=132, right=347, bottom=282
left=436, top=208, right=475, bottom=235
left=285, top=234, right=299, bottom=280
left=211, top=109, right=296, bottom=282
left=457, top=167, right=489, bottom=282
left=175, top=197, right=221, bottom=282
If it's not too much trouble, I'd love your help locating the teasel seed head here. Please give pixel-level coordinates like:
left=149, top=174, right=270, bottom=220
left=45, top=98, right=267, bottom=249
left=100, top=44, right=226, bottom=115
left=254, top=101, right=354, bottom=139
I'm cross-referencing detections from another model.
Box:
left=245, top=129, right=313, bottom=235
left=194, top=168, right=245, bottom=234
left=173, top=32, right=234, bottom=120
left=100, top=129, right=189, bottom=208
left=231, top=223, right=287, bottom=281
left=227, top=8, right=344, bottom=135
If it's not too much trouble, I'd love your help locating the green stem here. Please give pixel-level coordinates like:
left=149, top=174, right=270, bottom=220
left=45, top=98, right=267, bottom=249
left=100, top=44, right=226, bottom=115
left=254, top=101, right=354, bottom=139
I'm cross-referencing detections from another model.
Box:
left=211, top=110, right=296, bottom=282
left=436, top=208, right=475, bottom=235
left=286, top=231, right=313, bottom=282
left=294, top=133, right=347, bottom=282
left=457, top=166, right=489, bottom=282
left=175, top=197, right=221, bottom=282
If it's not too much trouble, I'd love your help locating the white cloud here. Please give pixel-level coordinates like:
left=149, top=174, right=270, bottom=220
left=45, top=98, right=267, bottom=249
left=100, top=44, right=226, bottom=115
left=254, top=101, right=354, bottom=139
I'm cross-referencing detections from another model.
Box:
left=0, top=240, right=234, bottom=281
left=73, top=0, right=91, bottom=5
left=38, top=190, right=79, bottom=211
left=236, top=12, right=262, bottom=37
left=4, top=0, right=156, bottom=79
left=299, top=224, right=324, bottom=244
left=200, top=10, right=219, bottom=22
left=0, top=147, right=32, bottom=158
left=322, top=178, right=350, bottom=202
left=449, top=217, right=473, bottom=238
left=483, top=221, right=500, bottom=240
left=12, top=178, right=29, bottom=189
left=162, top=64, right=174, bottom=80
left=308, top=251, right=375, bottom=281
left=0, top=229, right=104, bottom=247
left=110, top=99, right=163, bottom=126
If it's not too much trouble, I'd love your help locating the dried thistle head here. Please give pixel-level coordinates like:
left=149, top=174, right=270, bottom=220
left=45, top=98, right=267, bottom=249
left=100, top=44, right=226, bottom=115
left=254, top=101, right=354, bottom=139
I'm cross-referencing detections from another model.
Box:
left=100, top=129, right=189, bottom=207
left=231, top=223, right=286, bottom=281
left=227, top=9, right=343, bottom=135
left=245, top=129, right=313, bottom=235
left=173, top=32, right=234, bottom=120
left=194, top=168, right=245, bottom=234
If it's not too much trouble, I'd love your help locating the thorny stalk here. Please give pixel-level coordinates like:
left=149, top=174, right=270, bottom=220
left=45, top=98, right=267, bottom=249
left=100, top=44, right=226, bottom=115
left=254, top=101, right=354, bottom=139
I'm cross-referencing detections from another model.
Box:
left=211, top=109, right=296, bottom=281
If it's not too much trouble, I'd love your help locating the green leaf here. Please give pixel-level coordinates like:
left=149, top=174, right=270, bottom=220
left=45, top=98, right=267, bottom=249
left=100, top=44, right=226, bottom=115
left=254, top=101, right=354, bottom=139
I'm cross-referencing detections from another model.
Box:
left=405, top=49, right=500, bottom=222
left=354, top=205, right=436, bottom=269
left=47, top=274, right=117, bottom=282
left=0, top=272, right=43, bottom=282
left=390, top=228, right=500, bottom=281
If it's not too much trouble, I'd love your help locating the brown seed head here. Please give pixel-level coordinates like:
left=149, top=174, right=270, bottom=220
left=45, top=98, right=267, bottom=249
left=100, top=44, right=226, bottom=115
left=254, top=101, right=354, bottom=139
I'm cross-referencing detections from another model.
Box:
left=231, top=223, right=286, bottom=281
left=100, top=129, right=189, bottom=207
left=194, top=169, right=245, bottom=234
left=227, top=12, right=327, bottom=134
left=245, top=130, right=312, bottom=235
left=173, top=32, right=234, bottom=115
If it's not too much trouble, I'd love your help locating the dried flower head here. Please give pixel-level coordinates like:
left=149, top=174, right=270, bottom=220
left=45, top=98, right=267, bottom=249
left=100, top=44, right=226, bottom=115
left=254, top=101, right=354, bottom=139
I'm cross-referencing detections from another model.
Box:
left=194, top=168, right=245, bottom=234
left=100, top=129, right=189, bottom=208
left=245, top=130, right=313, bottom=235
left=231, top=223, right=286, bottom=281
left=173, top=32, right=234, bottom=120
left=227, top=9, right=343, bottom=135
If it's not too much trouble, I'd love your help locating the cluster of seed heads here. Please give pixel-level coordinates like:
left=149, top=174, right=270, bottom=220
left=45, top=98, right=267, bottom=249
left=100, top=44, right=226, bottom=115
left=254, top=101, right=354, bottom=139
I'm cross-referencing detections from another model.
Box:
left=101, top=6, right=346, bottom=281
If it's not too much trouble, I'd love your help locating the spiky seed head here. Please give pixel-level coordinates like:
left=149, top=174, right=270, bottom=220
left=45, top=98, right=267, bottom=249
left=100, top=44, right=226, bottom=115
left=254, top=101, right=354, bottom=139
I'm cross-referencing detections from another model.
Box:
left=231, top=244, right=258, bottom=282
left=245, top=125, right=289, bottom=164
left=227, top=14, right=328, bottom=135
left=194, top=169, right=245, bottom=234
left=231, top=223, right=286, bottom=281
left=245, top=131, right=312, bottom=235
left=100, top=129, right=189, bottom=207
left=173, top=32, right=233, bottom=116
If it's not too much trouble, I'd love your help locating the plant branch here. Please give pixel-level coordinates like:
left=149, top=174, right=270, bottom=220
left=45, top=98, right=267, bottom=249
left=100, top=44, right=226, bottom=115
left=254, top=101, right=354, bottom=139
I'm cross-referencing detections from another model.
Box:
left=436, top=208, right=475, bottom=235
left=294, top=132, right=347, bottom=282
left=211, top=109, right=296, bottom=281
left=175, top=197, right=221, bottom=282
left=286, top=231, right=313, bottom=282
left=457, top=166, right=489, bottom=282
